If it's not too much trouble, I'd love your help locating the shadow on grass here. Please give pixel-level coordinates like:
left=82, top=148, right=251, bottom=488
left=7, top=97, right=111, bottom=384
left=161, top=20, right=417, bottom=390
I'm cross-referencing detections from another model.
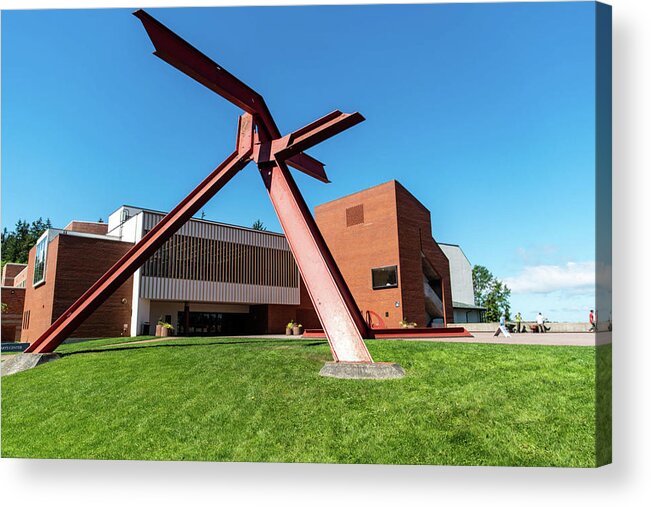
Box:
left=60, top=338, right=327, bottom=358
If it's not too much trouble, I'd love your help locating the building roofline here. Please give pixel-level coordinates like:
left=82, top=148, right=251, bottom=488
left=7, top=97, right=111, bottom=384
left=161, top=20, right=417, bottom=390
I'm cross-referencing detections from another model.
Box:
left=2, top=262, right=28, bottom=268
left=439, top=242, right=473, bottom=266
left=114, top=205, right=286, bottom=238
left=452, top=301, right=486, bottom=310
left=314, top=180, right=402, bottom=209
left=49, top=228, right=126, bottom=243
left=315, top=180, right=433, bottom=219
left=64, top=220, right=107, bottom=229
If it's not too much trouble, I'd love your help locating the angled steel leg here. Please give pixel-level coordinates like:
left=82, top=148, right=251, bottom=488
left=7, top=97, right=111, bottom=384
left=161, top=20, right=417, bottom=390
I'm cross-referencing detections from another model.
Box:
left=259, top=160, right=372, bottom=363
left=253, top=110, right=373, bottom=362
left=25, top=11, right=380, bottom=368
left=25, top=115, right=254, bottom=354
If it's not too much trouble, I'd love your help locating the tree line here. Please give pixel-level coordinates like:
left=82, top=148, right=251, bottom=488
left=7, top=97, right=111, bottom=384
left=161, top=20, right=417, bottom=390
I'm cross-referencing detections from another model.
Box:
left=472, top=264, right=511, bottom=322
left=1, top=218, right=52, bottom=266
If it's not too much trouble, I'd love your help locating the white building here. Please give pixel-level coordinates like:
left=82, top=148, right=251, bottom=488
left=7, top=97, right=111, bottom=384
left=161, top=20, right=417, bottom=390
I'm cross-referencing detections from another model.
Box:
left=107, top=205, right=308, bottom=336
left=439, top=243, right=485, bottom=323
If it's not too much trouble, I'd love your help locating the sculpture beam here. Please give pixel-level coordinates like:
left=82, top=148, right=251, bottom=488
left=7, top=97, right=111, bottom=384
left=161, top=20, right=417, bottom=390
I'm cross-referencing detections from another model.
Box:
left=133, top=9, right=329, bottom=183
left=25, top=115, right=254, bottom=354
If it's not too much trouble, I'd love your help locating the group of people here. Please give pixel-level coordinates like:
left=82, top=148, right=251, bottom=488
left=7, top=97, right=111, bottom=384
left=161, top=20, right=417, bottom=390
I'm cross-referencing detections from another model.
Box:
left=499, top=311, right=548, bottom=333
left=498, top=310, right=598, bottom=334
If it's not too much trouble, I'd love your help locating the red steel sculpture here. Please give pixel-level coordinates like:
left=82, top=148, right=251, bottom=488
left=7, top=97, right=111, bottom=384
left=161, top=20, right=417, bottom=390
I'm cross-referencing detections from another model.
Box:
left=25, top=9, right=375, bottom=363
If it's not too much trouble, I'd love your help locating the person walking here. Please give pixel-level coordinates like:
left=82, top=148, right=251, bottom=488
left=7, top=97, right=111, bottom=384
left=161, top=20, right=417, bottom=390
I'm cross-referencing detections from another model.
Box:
left=515, top=312, right=522, bottom=333
left=589, top=309, right=597, bottom=332
left=536, top=312, right=545, bottom=333
left=494, top=312, right=511, bottom=338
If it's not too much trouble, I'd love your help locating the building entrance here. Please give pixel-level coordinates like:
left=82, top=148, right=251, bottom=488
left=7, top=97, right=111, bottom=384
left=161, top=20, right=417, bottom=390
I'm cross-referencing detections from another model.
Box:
left=177, top=311, right=248, bottom=336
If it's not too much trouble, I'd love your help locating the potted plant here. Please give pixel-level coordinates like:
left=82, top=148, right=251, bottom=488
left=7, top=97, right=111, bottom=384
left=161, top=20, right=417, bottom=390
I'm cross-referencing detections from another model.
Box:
left=399, top=319, right=417, bottom=329
left=285, top=320, right=295, bottom=335
left=156, top=320, right=174, bottom=337
left=292, top=323, right=303, bottom=336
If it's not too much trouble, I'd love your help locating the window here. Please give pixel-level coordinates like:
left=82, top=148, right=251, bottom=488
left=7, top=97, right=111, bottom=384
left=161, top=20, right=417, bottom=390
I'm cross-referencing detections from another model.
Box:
left=372, top=265, right=398, bottom=290
left=33, top=236, right=48, bottom=286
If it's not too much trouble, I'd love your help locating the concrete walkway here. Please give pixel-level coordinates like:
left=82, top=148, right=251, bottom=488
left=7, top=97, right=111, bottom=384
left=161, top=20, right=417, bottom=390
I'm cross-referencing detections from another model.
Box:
left=400, top=331, right=610, bottom=346
left=103, top=332, right=608, bottom=348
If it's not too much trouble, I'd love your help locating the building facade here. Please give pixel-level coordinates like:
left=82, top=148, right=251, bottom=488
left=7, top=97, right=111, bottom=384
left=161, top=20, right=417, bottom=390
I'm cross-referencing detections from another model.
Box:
left=315, top=180, right=454, bottom=329
left=17, top=181, right=477, bottom=342
left=19, top=208, right=319, bottom=342
left=19, top=222, right=135, bottom=343
left=110, top=205, right=318, bottom=336
left=1, top=263, right=28, bottom=342
left=439, top=243, right=485, bottom=323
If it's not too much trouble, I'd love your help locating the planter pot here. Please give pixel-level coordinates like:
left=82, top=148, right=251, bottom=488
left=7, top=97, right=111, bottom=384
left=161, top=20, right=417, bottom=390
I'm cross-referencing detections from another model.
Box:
left=155, top=324, right=163, bottom=337
left=292, top=326, right=302, bottom=336
left=285, top=328, right=292, bottom=335
left=160, top=327, right=170, bottom=337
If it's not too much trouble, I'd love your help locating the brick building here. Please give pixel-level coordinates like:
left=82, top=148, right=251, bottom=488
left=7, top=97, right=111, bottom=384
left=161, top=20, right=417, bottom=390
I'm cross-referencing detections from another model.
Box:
left=19, top=222, right=135, bottom=343
left=20, top=211, right=319, bottom=342
left=315, top=180, right=455, bottom=328
left=0, top=262, right=27, bottom=342
left=1, top=263, right=28, bottom=342
left=17, top=180, right=478, bottom=343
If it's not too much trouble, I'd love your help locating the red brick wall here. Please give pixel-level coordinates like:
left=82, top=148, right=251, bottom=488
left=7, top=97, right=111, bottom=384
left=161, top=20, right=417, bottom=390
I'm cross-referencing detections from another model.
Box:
left=315, top=180, right=454, bottom=329
left=21, top=238, right=59, bottom=342
left=22, top=234, right=134, bottom=342
left=266, top=278, right=319, bottom=333
left=64, top=221, right=109, bottom=235
left=315, top=181, right=403, bottom=327
left=52, top=235, right=134, bottom=339
left=1, top=286, right=25, bottom=342
left=13, top=267, right=28, bottom=288
left=2, top=263, right=27, bottom=287
left=394, top=182, right=454, bottom=326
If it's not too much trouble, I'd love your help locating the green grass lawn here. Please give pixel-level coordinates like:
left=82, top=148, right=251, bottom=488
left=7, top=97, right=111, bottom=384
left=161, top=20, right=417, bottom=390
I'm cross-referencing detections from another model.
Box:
left=1, top=337, right=607, bottom=466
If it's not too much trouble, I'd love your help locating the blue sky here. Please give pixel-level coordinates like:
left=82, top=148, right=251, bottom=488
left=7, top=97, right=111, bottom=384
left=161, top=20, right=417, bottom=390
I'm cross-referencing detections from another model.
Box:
left=2, top=3, right=598, bottom=322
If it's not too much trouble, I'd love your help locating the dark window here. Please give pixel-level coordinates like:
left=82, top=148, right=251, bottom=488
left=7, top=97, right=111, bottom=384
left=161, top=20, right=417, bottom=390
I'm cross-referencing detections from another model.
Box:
left=372, top=266, right=398, bottom=290
left=346, top=205, right=364, bottom=227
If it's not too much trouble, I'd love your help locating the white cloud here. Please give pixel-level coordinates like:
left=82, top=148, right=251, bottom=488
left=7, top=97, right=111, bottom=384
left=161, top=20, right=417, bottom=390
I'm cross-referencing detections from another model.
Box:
left=503, top=261, right=595, bottom=294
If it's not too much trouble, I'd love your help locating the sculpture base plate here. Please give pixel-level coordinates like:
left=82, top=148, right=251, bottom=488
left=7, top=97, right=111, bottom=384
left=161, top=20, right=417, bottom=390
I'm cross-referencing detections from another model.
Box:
left=319, top=361, right=405, bottom=379
left=1, top=353, right=60, bottom=377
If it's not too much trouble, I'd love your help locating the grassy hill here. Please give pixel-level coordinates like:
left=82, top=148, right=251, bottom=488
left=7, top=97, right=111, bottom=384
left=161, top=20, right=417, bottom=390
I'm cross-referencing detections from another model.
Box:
left=1, top=337, right=606, bottom=466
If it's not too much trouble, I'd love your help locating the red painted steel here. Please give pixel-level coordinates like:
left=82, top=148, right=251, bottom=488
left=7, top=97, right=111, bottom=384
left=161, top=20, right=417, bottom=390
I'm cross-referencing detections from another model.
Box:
left=259, top=161, right=372, bottom=363
left=25, top=115, right=254, bottom=354
left=133, top=10, right=373, bottom=362
left=303, top=327, right=474, bottom=339
left=251, top=110, right=373, bottom=361
left=365, top=310, right=387, bottom=329
left=371, top=327, right=473, bottom=339
left=26, top=10, right=376, bottom=364
left=133, top=9, right=329, bottom=183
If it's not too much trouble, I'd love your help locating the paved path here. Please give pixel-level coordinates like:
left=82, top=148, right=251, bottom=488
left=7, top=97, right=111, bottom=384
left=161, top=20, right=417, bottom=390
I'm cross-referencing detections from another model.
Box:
left=104, top=332, right=607, bottom=348
left=400, top=331, right=608, bottom=346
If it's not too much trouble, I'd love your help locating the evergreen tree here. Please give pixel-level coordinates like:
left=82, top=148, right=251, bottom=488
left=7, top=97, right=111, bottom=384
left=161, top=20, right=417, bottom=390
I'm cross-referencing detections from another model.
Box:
left=1, top=217, right=52, bottom=264
left=251, top=219, right=267, bottom=231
